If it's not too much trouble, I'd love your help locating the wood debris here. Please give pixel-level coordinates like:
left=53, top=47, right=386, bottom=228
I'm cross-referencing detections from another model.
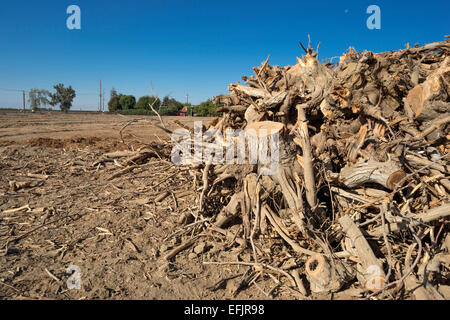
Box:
left=173, top=38, right=450, bottom=299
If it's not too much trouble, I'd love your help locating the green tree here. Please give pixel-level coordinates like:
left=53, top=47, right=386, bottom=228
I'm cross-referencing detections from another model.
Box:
left=158, top=106, right=169, bottom=116
left=28, top=89, right=51, bottom=111
left=50, top=84, right=76, bottom=112
left=160, top=96, right=184, bottom=115
left=136, top=95, right=160, bottom=110
left=108, top=88, right=121, bottom=112
left=185, top=103, right=194, bottom=116
left=162, top=96, right=170, bottom=107
left=194, top=99, right=221, bottom=116
left=119, top=95, right=136, bottom=110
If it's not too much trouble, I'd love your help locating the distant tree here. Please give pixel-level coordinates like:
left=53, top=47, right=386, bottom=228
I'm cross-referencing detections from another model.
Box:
left=158, top=106, right=169, bottom=116
left=119, top=95, right=136, bottom=110
left=168, top=105, right=179, bottom=115
left=136, top=95, right=160, bottom=110
left=160, top=96, right=184, bottom=115
left=162, top=96, right=170, bottom=107
left=108, top=88, right=121, bottom=112
left=50, top=84, right=76, bottom=112
left=185, top=103, right=193, bottom=116
left=194, top=99, right=221, bottom=116
left=28, top=89, right=51, bottom=111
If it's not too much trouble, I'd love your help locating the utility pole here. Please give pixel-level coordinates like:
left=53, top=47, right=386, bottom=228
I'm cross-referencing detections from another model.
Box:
left=22, top=90, right=26, bottom=111
left=186, top=93, right=192, bottom=117
left=99, top=80, right=102, bottom=112
left=103, top=88, right=105, bottom=112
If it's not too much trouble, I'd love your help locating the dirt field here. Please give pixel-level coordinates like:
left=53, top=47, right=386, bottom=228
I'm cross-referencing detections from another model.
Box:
left=0, top=111, right=211, bottom=143
left=1, top=112, right=346, bottom=300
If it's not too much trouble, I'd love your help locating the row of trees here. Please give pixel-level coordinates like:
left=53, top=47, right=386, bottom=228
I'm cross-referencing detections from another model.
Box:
left=107, top=88, right=221, bottom=116
left=28, top=84, right=76, bottom=111
left=194, top=100, right=221, bottom=117
left=108, top=89, right=163, bottom=112
left=26, top=85, right=220, bottom=116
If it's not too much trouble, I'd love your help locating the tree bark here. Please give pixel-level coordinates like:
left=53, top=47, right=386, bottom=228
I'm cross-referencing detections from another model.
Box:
left=339, top=159, right=406, bottom=190
left=339, top=215, right=386, bottom=292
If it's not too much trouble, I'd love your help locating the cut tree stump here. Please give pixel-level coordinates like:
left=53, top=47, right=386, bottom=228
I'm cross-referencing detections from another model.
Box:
left=405, top=57, right=450, bottom=120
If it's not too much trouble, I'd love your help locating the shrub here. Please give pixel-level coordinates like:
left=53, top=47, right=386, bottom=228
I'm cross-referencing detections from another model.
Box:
left=194, top=99, right=221, bottom=116
left=119, top=95, right=136, bottom=110
left=136, top=96, right=160, bottom=110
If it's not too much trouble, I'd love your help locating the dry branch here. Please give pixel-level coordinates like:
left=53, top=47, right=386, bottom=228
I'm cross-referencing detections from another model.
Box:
left=368, top=203, right=450, bottom=237
left=339, top=215, right=386, bottom=292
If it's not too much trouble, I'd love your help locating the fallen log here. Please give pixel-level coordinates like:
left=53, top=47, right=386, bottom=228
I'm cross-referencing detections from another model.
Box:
left=228, top=82, right=269, bottom=99
left=339, top=159, right=406, bottom=190
left=216, top=105, right=248, bottom=114
left=339, top=214, right=386, bottom=292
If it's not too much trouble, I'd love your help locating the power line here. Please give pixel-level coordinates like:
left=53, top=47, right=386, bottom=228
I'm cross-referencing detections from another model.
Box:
left=0, top=88, right=99, bottom=95
left=0, top=88, right=28, bottom=93
left=0, top=87, right=100, bottom=111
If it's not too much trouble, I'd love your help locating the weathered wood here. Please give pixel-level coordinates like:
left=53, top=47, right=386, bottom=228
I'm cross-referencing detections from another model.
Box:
left=262, top=91, right=287, bottom=108
left=214, top=192, right=243, bottom=228
left=417, top=114, right=450, bottom=140
left=404, top=274, right=432, bottom=300
left=155, top=191, right=170, bottom=203
left=164, top=237, right=199, bottom=261
left=405, top=57, right=450, bottom=119
left=305, top=253, right=347, bottom=293
left=291, top=269, right=308, bottom=296
left=244, top=121, right=284, bottom=138
left=216, top=105, right=248, bottom=114
left=262, top=205, right=316, bottom=256
left=228, top=82, right=269, bottom=99
left=368, top=203, right=450, bottom=237
left=104, top=150, right=134, bottom=159
left=405, top=154, right=447, bottom=173
left=339, top=215, right=386, bottom=292
left=296, top=104, right=318, bottom=212
left=339, top=159, right=406, bottom=190
left=123, top=151, right=157, bottom=165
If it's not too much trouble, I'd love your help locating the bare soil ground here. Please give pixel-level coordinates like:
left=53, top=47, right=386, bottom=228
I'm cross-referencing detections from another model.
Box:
left=1, top=112, right=345, bottom=300
left=0, top=112, right=209, bottom=143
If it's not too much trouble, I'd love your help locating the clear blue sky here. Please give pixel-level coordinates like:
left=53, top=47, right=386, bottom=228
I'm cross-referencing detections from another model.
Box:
left=0, top=0, right=448, bottom=110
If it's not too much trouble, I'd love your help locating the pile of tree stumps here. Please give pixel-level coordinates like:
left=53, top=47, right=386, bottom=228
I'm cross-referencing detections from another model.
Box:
left=172, top=37, right=450, bottom=300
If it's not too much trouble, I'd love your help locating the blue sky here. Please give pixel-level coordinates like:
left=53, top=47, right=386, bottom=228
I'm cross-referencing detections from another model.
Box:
left=0, top=0, right=448, bottom=110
